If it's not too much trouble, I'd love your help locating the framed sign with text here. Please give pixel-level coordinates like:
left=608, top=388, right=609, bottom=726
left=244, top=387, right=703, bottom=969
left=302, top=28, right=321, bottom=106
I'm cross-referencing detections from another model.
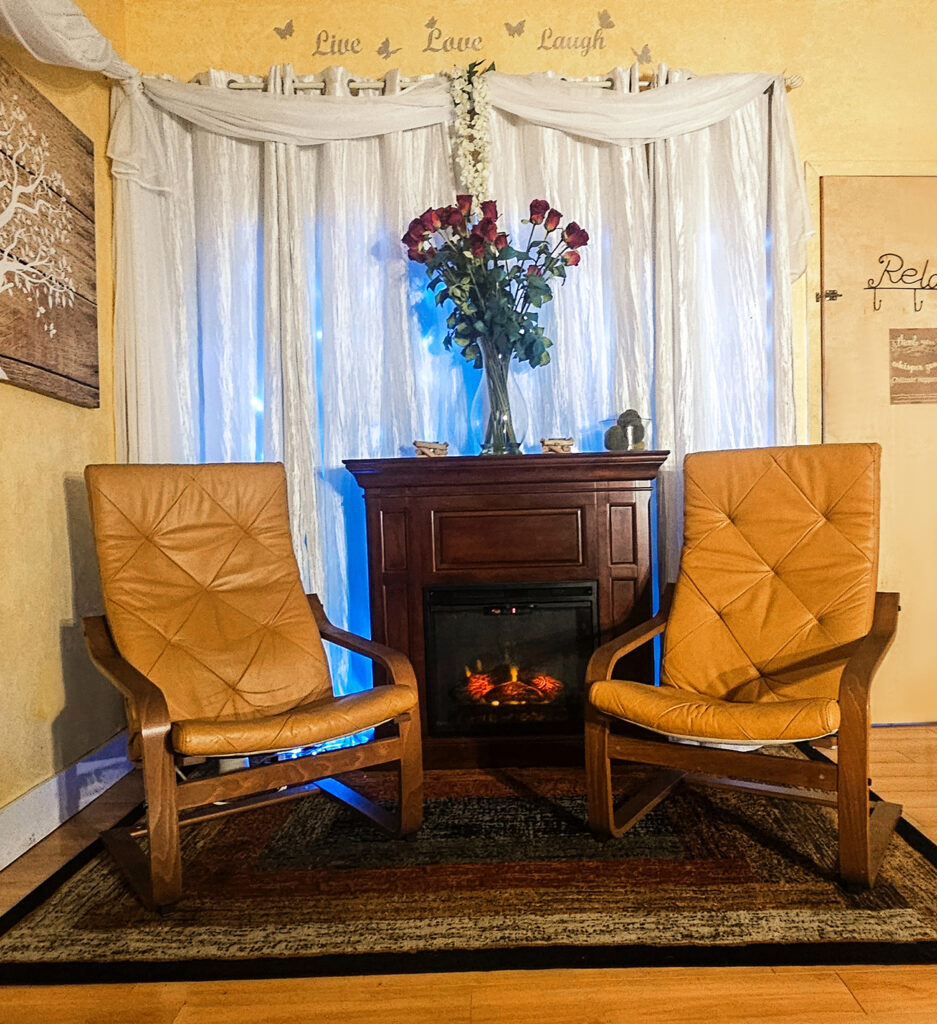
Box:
left=890, top=328, right=937, bottom=404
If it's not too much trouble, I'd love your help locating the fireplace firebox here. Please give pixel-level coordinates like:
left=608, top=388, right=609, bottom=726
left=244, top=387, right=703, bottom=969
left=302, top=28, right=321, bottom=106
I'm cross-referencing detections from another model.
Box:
left=424, top=582, right=598, bottom=737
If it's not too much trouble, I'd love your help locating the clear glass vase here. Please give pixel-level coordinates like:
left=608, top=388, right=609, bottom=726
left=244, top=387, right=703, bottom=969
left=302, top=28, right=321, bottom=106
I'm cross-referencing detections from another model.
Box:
left=469, top=344, right=528, bottom=455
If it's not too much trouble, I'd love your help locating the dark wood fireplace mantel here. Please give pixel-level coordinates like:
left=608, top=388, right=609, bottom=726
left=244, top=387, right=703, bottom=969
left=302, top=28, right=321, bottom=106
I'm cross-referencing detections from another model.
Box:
left=344, top=451, right=669, bottom=767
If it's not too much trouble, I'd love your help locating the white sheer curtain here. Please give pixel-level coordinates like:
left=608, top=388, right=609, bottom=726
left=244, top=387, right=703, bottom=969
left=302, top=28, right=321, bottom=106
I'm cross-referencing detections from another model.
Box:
left=488, top=65, right=653, bottom=454
left=289, top=67, right=456, bottom=679
left=651, top=67, right=799, bottom=575
left=487, top=67, right=811, bottom=579
left=110, top=72, right=271, bottom=469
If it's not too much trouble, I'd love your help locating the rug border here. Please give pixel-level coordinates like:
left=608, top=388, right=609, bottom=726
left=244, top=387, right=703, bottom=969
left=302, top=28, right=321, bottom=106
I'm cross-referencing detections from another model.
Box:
left=4, top=755, right=937, bottom=985
left=4, top=938, right=937, bottom=986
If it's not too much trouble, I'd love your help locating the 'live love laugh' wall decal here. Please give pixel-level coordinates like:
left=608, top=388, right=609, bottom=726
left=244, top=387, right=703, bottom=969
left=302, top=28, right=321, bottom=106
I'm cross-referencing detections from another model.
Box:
left=274, top=10, right=652, bottom=65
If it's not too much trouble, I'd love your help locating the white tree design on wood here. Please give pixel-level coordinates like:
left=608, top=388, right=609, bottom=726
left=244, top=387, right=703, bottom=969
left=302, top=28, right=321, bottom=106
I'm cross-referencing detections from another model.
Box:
left=0, top=93, right=75, bottom=339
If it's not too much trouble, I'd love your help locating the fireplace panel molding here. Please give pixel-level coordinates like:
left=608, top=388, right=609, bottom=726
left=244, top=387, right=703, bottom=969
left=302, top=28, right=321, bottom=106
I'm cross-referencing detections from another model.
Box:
left=345, top=451, right=669, bottom=768
left=433, top=507, right=584, bottom=570
left=379, top=509, right=409, bottom=572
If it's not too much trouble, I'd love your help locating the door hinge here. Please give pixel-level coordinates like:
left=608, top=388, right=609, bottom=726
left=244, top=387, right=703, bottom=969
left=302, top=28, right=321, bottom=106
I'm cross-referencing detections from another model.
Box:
left=816, top=289, right=843, bottom=302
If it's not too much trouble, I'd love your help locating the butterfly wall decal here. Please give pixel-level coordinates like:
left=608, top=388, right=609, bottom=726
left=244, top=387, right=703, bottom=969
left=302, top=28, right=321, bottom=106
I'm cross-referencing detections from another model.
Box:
left=504, top=20, right=525, bottom=37
left=632, top=44, right=652, bottom=63
left=377, top=37, right=402, bottom=60
left=273, top=19, right=294, bottom=39
left=598, top=10, right=615, bottom=29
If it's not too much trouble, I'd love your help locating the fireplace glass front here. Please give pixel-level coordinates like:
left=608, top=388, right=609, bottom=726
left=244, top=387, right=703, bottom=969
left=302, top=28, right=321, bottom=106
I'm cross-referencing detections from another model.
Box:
left=423, top=582, right=598, bottom=737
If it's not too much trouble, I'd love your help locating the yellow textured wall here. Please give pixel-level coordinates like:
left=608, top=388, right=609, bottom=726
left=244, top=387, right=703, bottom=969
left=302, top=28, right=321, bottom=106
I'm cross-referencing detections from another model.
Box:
left=0, top=1, right=126, bottom=809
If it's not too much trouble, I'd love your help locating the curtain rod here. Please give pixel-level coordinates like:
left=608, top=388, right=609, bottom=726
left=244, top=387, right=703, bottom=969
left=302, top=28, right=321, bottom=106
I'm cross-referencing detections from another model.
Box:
left=226, top=76, right=428, bottom=94
left=225, top=72, right=803, bottom=94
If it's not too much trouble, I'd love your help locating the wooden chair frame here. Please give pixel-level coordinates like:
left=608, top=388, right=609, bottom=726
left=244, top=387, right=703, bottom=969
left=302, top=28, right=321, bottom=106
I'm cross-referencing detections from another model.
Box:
left=585, top=587, right=901, bottom=888
left=83, top=594, right=423, bottom=911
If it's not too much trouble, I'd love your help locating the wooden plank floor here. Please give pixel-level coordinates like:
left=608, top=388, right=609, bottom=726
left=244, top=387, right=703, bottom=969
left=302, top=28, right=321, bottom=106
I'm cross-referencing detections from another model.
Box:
left=2, top=726, right=937, bottom=1023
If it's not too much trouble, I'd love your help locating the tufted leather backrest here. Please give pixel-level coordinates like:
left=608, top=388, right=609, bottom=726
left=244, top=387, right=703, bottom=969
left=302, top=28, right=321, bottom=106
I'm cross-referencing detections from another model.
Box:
left=85, top=463, right=332, bottom=723
left=662, top=443, right=880, bottom=703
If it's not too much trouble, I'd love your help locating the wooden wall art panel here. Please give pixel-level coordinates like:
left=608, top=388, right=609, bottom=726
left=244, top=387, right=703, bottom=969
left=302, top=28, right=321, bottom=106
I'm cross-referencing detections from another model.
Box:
left=0, top=57, right=98, bottom=408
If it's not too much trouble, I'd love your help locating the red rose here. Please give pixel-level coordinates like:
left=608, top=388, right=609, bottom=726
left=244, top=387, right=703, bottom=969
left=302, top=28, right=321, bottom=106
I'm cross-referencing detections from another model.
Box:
left=402, top=216, right=428, bottom=247
left=544, top=208, right=562, bottom=232
left=562, top=222, right=589, bottom=249
left=473, top=217, right=498, bottom=243
left=402, top=223, right=427, bottom=247
left=480, top=199, right=498, bottom=222
left=420, top=207, right=441, bottom=232
left=457, top=194, right=473, bottom=216
left=527, top=265, right=543, bottom=276
left=494, top=232, right=508, bottom=251
left=529, top=199, right=550, bottom=224
left=562, top=250, right=581, bottom=266
left=469, top=234, right=486, bottom=258
left=441, top=205, right=463, bottom=228
left=406, top=246, right=429, bottom=264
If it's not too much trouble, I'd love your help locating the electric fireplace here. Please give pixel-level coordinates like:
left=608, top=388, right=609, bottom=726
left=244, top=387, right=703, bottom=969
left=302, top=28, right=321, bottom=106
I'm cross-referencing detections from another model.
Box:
left=344, top=451, right=668, bottom=766
left=424, top=582, right=598, bottom=737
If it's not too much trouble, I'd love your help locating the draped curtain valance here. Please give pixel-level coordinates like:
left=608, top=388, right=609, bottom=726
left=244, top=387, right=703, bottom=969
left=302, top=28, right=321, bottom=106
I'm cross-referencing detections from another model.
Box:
left=107, top=73, right=455, bottom=191
left=486, top=70, right=776, bottom=141
left=139, top=75, right=454, bottom=146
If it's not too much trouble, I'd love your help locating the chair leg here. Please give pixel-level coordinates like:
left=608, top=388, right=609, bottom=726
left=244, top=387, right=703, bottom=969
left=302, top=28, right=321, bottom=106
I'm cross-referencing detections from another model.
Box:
left=585, top=703, right=615, bottom=838
left=838, top=747, right=902, bottom=888
left=397, top=710, right=423, bottom=838
left=836, top=683, right=905, bottom=888
left=837, top=741, right=872, bottom=886
left=102, top=740, right=182, bottom=911
left=141, top=735, right=183, bottom=908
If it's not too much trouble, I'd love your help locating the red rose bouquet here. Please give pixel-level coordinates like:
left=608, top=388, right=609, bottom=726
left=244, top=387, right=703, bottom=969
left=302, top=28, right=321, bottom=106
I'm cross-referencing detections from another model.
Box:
left=402, top=196, right=588, bottom=453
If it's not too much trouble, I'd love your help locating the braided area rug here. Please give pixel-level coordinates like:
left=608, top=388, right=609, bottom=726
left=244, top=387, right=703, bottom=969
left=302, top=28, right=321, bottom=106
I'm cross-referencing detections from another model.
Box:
left=3, top=765, right=937, bottom=983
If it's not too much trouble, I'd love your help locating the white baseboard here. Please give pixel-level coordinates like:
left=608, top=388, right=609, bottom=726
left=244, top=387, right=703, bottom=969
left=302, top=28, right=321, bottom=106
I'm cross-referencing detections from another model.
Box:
left=0, top=733, right=133, bottom=871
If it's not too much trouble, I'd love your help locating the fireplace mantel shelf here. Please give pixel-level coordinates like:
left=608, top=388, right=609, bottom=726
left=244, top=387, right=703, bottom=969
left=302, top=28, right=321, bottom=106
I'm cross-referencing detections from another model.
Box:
left=345, top=451, right=670, bottom=489
left=344, top=449, right=669, bottom=768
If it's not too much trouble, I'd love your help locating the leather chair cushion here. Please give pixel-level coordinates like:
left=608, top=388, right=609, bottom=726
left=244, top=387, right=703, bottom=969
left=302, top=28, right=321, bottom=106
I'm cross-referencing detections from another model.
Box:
left=589, top=678, right=840, bottom=744
left=85, top=463, right=333, bottom=725
left=662, top=443, right=880, bottom=704
left=171, top=684, right=418, bottom=757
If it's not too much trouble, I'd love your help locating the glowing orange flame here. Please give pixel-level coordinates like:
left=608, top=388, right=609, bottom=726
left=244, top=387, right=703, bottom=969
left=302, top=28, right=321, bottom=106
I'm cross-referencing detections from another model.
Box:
left=462, top=661, right=564, bottom=706
left=530, top=674, right=564, bottom=699
left=466, top=672, right=494, bottom=700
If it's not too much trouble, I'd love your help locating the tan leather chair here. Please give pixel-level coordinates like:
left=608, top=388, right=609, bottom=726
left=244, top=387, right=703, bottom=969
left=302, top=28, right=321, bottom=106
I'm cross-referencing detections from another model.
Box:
left=83, top=462, right=422, bottom=909
left=585, top=443, right=900, bottom=887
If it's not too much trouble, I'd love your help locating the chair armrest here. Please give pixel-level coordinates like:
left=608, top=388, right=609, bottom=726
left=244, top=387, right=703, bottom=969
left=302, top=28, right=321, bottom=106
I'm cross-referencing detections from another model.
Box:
left=306, top=594, right=418, bottom=694
left=586, top=584, right=674, bottom=685
left=82, top=615, right=172, bottom=737
left=838, top=591, right=900, bottom=707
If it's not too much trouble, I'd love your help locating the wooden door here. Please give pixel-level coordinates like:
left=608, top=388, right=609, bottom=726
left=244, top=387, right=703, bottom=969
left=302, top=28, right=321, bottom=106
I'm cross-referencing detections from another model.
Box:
left=821, top=176, right=937, bottom=722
